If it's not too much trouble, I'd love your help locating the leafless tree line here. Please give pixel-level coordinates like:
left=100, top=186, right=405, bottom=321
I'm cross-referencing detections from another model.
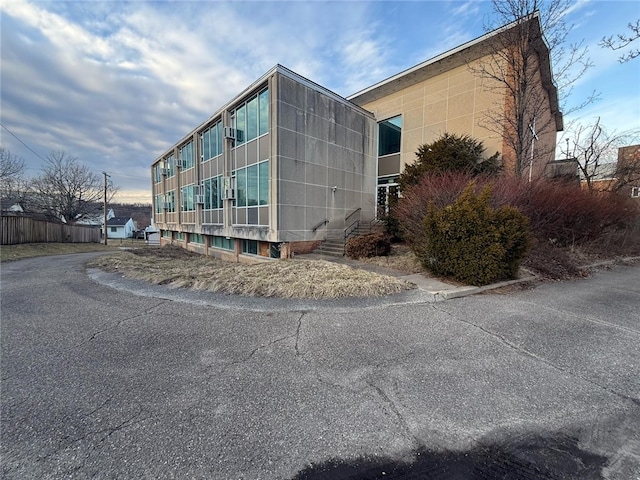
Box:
left=1, top=148, right=117, bottom=223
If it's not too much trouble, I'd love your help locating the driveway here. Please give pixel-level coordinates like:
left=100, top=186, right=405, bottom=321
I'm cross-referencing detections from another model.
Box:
left=1, top=254, right=639, bottom=479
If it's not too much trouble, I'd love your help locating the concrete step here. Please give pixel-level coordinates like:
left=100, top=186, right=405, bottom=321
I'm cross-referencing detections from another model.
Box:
left=313, top=239, right=345, bottom=257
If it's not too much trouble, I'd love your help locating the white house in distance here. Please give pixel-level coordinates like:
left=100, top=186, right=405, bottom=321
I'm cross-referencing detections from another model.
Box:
left=106, top=217, right=135, bottom=239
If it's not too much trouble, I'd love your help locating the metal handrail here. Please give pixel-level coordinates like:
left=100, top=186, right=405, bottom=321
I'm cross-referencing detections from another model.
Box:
left=311, top=219, right=329, bottom=233
left=345, top=207, right=361, bottom=223
left=344, top=220, right=359, bottom=239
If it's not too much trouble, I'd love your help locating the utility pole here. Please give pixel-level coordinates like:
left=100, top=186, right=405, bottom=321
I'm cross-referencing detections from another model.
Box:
left=102, top=171, right=110, bottom=245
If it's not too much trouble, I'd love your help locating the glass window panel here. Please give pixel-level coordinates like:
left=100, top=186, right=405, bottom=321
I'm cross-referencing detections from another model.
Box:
left=236, top=105, right=246, bottom=145
left=217, top=122, right=223, bottom=157
left=247, top=164, right=258, bottom=206
left=259, top=89, right=269, bottom=135
left=204, top=179, right=211, bottom=210
left=217, top=176, right=223, bottom=208
left=378, top=115, right=402, bottom=156
left=247, top=96, right=258, bottom=142
left=259, top=160, right=269, bottom=205
left=236, top=169, right=247, bottom=207
left=167, top=154, right=175, bottom=177
left=211, top=124, right=218, bottom=158
left=203, top=131, right=210, bottom=161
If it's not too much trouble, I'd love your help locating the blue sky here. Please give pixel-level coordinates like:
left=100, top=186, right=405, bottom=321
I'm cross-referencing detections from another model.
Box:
left=1, top=0, right=639, bottom=204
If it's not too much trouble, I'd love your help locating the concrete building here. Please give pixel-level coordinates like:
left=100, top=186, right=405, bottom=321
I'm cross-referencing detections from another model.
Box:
left=152, top=65, right=376, bottom=261
left=152, top=13, right=562, bottom=261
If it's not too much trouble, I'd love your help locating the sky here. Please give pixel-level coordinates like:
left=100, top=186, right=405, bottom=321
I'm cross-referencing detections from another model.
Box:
left=1, top=0, right=639, bottom=204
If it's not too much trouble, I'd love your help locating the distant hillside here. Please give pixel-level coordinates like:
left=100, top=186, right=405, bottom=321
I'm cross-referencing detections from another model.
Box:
left=110, top=203, right=152, bottom=229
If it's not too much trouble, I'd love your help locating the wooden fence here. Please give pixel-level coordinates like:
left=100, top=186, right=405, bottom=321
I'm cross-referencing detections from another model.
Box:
left=1, top=216, right=101, bottom=245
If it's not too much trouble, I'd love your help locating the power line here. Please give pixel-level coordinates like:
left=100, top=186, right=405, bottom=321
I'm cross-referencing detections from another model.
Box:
left=0, top=122, right=49, bottom=163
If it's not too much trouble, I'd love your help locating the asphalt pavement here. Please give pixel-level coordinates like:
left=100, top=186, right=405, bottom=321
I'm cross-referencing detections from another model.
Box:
left=1, top=253, right=639, bottom=479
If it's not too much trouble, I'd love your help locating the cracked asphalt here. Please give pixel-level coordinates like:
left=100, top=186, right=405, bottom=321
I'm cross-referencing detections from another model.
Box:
left=1, top=253, right=639, bottom=479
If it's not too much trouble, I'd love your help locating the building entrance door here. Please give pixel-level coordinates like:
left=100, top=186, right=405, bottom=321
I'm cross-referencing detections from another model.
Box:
left=376, top=183, right=399, bottom=217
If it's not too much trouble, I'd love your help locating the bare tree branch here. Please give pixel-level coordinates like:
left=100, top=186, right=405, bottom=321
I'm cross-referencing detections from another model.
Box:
left=471, top=0, right=596, bottom=177
left=561, top=118, right=640, bottom=192
left=0, top=146, right=25, bottom=182
left=600, top=19, right=640, bottom=63
left=28, top=151, right=118, bottom=223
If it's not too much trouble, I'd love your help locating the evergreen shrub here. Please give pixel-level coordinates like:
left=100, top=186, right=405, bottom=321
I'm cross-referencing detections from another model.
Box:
left=418, top=184, right=530, bottom=285
left=345, top=232, right=391, bottom=259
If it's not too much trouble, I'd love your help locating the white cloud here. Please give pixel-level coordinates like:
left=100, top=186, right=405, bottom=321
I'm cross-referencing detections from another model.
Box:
left=1, top=0, right=637, bottom=202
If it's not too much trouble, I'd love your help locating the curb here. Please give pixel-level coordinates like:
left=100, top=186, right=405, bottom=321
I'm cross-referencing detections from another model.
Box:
left=437, top=274, right=538, bottom=300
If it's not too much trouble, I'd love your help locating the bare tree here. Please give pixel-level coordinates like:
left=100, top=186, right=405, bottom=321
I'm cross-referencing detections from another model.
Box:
left=29, top=151, right=116, bottom=223
left=600, top=20, right=640, bottom=63
left=471, top=0, right=595, bottom=177
left=0, top=147, right=26, bottom=198
left=562, top=117, right=639, bottom=192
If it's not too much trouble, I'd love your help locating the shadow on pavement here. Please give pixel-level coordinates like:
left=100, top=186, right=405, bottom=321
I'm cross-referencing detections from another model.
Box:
left=291, top=431, right=607, bottom=480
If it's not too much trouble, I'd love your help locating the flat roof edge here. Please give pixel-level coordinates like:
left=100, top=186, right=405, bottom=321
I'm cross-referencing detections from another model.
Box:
left=347, top=12, right=541, bottom=102
left=154, top=65, right=374, bottom=163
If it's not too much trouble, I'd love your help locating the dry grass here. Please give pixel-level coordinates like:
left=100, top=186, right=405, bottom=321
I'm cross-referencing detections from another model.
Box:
left=87, top=245, right=415, bottom=299
left=357, top=244, right=424, bottom=274
left=0, top=242, right=123, bottom=262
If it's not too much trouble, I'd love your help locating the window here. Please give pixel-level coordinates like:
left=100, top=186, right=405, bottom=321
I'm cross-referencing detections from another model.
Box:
left=235, top=104, right=246, bottom=145
left=232, top=88, right=269, bottom=147
left=233, top=159, right=269, bottom=225
left=162, top=230, right=172, bottom=238
left=155, top=194, right=164, bottom=214
left=166, top=191, right=176, bottom=213
left=236, top=168, right=247, bottom=207
left=181, top=185, right=196, bottom=212
left=259, top=89, right=269, bottom=136
left=175, top=232, right=185, bottom=241
left=179, top=141, right=195, bottom=169
left=247, top=96, right=258, bottom=142
left=242, top=239, right=258, bottom=255
left=378, top=115, right=402, bottom=156
left=110, top=227, right=117, bottom=233
left=632, top=186, right=640, bottom=198
left=166, top=154, right=175, bottom=177
left=203, top=176, right=223, bottom=210
left=234, top=159, right=269, bottom=210
left=202, top=122, right=223, bottom=161
left=153, top=163, right=163, bottom=183
left=258, top=161, right=269, bottom=205
left=189, top=233, right=204, bottom=244
left=211, top=236, right=234, bottom=250
left=247, top=164, right=258, bottom=206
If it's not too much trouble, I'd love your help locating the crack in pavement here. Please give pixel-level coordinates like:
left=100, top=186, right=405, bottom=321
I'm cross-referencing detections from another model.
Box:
left=430, top=304, right=640, bottom=408
left=294, top=312, right=305, bottom=357
left=0, top=301, right=169, bottom=383
left=519, top=299, right=640, bottom=335
left=365, top=379, right=424, bottom=450
left=65, top=406, right=149, bottom=475
left=80, top=299, right=170, bottom=345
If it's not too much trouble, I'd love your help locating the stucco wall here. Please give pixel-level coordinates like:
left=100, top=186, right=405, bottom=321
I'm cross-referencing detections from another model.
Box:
left=356, top=59, right=505, bottom=176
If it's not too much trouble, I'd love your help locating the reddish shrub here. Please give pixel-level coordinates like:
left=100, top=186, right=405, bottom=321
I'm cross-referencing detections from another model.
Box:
left=345, top=232, right=391, bottom=259
left=392, top=172, right=474, bottom=243
left=394, top=173, right=639, bottom=251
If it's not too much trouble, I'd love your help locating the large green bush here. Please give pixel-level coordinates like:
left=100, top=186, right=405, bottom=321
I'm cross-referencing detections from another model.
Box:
left=398, top=133, right=501, bottom=191
left=418, top=184, right=530, bottom=285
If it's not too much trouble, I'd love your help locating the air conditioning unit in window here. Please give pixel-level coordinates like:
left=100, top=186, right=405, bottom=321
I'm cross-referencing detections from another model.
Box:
left=175, top=158, right=184, bottom=169
left=224, top=127, right=236, bottom=140
left=195, top=194, right=204, bottom=204
left=223, top=188, right=235, bottom=200
left=162, top=202, right=170, bottom=210
left=161, top=168, right=168, bottom=176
